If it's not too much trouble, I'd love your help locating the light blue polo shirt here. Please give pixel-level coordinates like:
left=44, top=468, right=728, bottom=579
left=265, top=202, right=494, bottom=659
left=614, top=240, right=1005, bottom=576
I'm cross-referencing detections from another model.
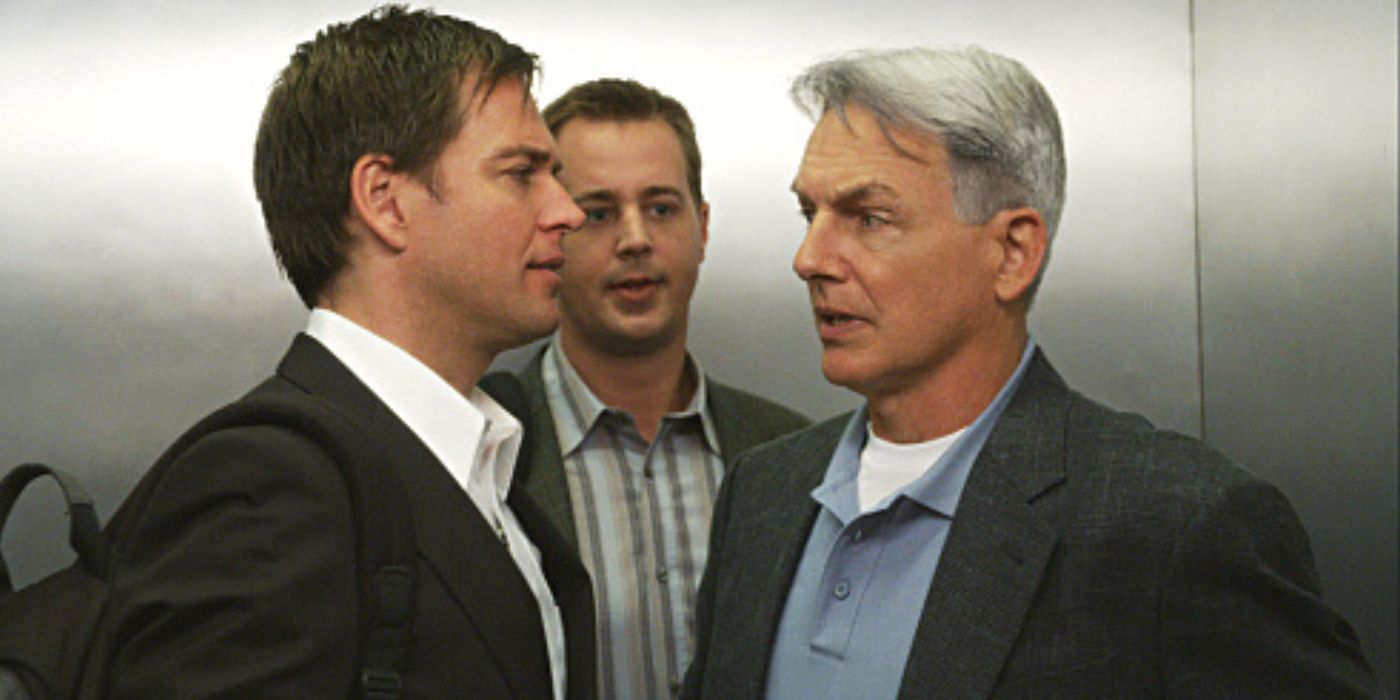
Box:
left=764, top=339, right=1036, bottom=700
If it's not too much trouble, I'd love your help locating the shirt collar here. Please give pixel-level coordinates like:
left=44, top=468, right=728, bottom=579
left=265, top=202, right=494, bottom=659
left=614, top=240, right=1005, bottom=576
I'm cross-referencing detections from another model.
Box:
left=541, top=334, right=719, bottom=455
left=813, top=337, right=1039, bottom=523
left=305, top=308, right=522, bottom=503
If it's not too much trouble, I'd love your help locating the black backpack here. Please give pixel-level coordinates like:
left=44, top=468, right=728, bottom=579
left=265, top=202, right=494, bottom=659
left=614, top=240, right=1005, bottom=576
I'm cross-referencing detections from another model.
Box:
left=0, top=394, right=417, bottom=700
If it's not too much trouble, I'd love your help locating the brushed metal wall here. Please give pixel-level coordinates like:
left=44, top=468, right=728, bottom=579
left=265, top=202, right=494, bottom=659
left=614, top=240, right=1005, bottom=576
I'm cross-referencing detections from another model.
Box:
left=1, top=0, right=1200, bottom=574
left=1194, top=0, right=1398, bottom=692
left=2, top=0, right=1389, bottom=687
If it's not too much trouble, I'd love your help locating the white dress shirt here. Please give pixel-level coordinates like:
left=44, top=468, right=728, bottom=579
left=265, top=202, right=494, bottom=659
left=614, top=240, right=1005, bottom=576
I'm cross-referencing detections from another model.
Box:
left=306, top=309, right=566, bottom=700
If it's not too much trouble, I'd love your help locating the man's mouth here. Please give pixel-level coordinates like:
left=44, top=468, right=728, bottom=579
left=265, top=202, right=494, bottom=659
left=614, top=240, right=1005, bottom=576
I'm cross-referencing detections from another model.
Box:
left=815, top=303, right=862, bottom=325
left=610, top=275, right=660, bottom=291
left=818, top=311, right=858, bottom=326
left=813, top=305, right=867, bottom=341
left=608, top=274, right=661, bottom=303
left=527, top=256, right=565, bottom=273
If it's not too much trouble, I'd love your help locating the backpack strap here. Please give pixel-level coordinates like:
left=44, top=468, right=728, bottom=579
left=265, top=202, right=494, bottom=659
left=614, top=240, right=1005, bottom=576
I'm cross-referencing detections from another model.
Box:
left=0, top=464, right=108, bottom=593
left=107, top=393, right=416, bottom=700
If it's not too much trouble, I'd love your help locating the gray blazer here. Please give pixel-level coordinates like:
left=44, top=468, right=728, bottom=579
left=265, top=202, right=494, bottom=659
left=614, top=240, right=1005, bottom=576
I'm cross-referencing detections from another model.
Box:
left=503, top=348, right=811, bottom=552
left=684, top=350, right=1378, bottom=699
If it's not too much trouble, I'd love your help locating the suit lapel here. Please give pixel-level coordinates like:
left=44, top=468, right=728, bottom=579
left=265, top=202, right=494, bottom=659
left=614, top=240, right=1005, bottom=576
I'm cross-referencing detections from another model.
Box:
left=514, top=351, right=581, bottom=552
left=732, top=419, right=845, bottom=692
left=898, top=352, right=1070, bottom=700
left=276, top=335, right=554, bottom=699
left=707, top=382, right=750, bottom=468
left=509, top=486, right=596, bottom=700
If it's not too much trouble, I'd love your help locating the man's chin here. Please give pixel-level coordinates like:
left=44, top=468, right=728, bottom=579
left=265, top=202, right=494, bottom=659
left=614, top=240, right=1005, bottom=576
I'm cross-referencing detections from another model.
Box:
left=499, top=307, right=559, bottom=350
left=820, top=354, right=878, bottom=395
left=572, top=320, right=677, bottom=359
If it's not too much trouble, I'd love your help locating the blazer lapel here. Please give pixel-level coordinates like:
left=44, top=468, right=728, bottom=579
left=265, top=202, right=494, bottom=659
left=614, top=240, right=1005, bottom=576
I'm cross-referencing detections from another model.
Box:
left=728, top=420, right=845, bottom=692
left=708, top=392, right=734, bottom=468
left=898, top=352, right=1070, bottom=700
left=276, top=334, right=554, bottom=699
left=510, top=486, right=596, bottom=700
left=514, top=350, right=581, bottom=552
left=707, top=382, right=754, bottom=468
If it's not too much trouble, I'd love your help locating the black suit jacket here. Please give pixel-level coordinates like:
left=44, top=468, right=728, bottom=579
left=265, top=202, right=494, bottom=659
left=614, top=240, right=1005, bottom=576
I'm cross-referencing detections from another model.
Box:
left=685, top=351, right=1378, bottom=699
left=500, top=348, right=811, bottom=552
left=103, top=334, right=596, bottom=699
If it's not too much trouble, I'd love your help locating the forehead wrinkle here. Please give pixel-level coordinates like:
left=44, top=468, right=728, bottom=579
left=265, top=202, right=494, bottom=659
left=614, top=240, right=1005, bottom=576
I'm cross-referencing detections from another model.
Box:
left=795, top=127, right=920, bottom=206
left=833, top=180, right=901, bottom=204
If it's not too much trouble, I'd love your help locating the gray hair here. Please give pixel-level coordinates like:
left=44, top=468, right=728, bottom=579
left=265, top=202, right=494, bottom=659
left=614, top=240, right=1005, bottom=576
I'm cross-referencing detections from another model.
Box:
left=792, top=47, right=1066, bottom=290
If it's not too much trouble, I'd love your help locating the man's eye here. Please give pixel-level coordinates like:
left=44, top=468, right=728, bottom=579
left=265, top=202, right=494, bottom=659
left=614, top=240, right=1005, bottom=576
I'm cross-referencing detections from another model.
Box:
left=860, top=212, right=890, bottom=229
left=583, top=208, right=612, bottom=225
left=799, top=208, right=815, bottom=224
left=647, top=203, right=676, bottom=218
left=508, top=167, right=534, bottom=183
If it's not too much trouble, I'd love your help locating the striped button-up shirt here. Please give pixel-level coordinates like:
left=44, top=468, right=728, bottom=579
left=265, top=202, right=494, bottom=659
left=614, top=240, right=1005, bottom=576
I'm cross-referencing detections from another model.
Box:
left=542, top=339, right=724, bottom=699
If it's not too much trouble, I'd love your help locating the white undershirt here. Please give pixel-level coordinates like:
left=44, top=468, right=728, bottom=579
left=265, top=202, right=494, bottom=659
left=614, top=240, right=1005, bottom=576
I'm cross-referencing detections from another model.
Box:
left=306, top=309, right=566, bottom=700
left=858, top=424, right=967, bottom=512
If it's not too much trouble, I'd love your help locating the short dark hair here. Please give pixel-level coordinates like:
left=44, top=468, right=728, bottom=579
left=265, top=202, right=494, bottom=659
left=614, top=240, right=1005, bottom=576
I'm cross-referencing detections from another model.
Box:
left=543, top=79, right=703, bottom=207
left=253, top=4, right=538, bottom=307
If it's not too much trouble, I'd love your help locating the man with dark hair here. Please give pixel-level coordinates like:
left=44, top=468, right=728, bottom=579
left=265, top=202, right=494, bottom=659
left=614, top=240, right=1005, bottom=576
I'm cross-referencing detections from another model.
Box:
left=684, top=47, right=1378, bottom=698
left=495, top=78, right=808, bottom=699
left=102, top=6, right=595, bottom=697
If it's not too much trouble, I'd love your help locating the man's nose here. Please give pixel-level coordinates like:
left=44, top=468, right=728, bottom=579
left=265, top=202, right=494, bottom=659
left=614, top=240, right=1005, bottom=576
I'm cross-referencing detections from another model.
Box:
left=541, top=177, right=585, bottom=235
left=616, top=208, right=653, bottom=257
left=793, top=213, right=837, bottom=282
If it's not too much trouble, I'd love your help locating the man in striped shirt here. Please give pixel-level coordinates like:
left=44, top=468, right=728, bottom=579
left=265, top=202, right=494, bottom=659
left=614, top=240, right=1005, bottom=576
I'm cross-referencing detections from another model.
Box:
left=501, top=79, right=810, bottom=699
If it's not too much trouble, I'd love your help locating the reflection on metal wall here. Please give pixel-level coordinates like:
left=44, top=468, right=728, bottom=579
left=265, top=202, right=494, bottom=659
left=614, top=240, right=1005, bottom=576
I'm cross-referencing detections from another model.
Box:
left=0, top=0, right=1201, bottom=582
left=1194, top=0, right=1398, bottom=692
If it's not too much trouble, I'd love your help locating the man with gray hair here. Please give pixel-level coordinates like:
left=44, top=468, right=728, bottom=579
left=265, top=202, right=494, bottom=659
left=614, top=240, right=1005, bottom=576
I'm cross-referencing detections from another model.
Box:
left=683, top=47, right=1377, bottom=698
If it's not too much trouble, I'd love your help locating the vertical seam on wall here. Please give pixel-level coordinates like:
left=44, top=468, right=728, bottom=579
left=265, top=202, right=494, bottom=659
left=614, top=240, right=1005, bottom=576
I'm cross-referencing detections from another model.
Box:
left=1188, top=0, right=1209, bottom=442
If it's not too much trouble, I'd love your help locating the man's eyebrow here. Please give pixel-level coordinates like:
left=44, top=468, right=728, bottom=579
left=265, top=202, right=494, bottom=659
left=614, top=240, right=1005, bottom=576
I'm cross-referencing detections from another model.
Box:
left=790, top=180, right=813, bottom=207
left=573, top=189, right=617, bottom=205
left=641, top=185, right=685, bottom=200
left=490, top=144, right=554, bottom=164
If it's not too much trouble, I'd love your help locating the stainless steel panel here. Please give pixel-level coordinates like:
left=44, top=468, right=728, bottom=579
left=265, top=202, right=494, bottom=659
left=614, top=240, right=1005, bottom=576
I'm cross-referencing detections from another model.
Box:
left=2, top=0, right=1201, bottom=615
left=1194, top=0, right=1398, bottom=691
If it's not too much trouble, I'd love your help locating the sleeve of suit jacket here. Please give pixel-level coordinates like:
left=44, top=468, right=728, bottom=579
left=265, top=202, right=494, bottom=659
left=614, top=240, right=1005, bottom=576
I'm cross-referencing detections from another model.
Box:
left=1158, top=448, right=1379, bottom=697
left=104, top=426, right=360, bottom=698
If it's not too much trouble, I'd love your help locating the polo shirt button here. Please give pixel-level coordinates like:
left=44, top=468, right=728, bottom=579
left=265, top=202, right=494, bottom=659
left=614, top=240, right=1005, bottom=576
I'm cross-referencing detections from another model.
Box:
left=657, top=567, right=669, bottom=583
left=833, top=580, right=850, bottom=600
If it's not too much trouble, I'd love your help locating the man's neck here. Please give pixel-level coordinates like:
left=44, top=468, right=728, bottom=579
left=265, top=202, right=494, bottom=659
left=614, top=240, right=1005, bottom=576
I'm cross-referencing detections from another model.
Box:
left=558, top=330, right=693, bottom=443
left=865, top=325, right=1028, bottom=444
left=317, top=297, right=494, bottom=398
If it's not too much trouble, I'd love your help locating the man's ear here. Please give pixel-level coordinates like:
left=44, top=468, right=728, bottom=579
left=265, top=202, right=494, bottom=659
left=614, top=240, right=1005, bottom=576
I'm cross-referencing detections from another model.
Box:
left=990, top=207, right=1047, bottom=304
left=348, top=153, right=411, bottom=252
